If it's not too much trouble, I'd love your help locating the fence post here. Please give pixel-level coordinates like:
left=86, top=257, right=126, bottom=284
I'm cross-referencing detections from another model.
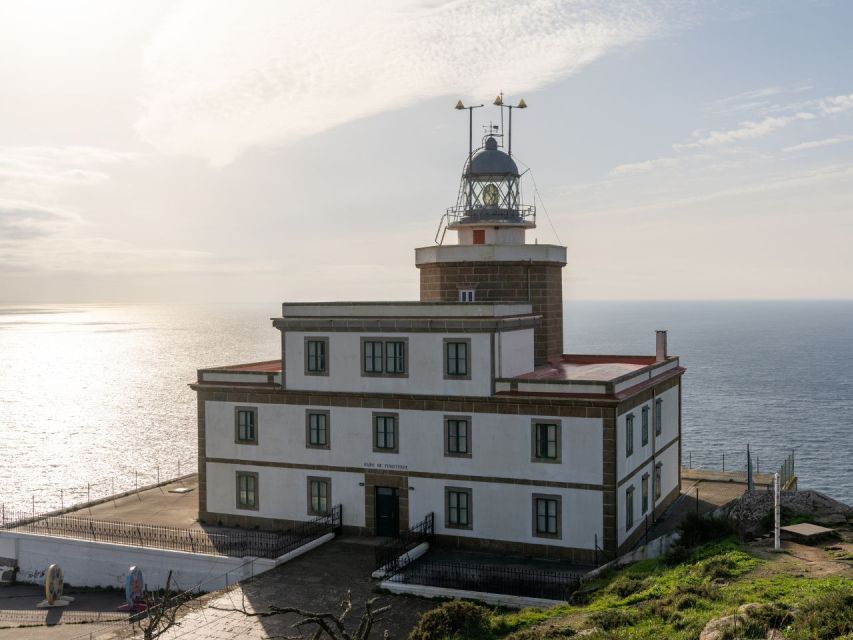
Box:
left=722, top=453, right=725, bottom=472
left=60, top=489, right=64, bottom=509
left=32, top=495, right=35, bottom=519
left=688, top=451, right=692, bottom=469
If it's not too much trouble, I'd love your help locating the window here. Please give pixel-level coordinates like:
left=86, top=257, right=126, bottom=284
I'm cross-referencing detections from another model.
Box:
left=532, top=421, right=560, bottom=462
left=305, top=337, right=329, bottom=375
left=445, top=487, right=472, bottom=529
left=655, top=398, right=663, bottom=436
left=235, top=407, right=257, bottom=444
left=533, top=494, right=561, bottom=539
left=373, top=413, right=398, bottom=453
left=458, top=289, right=476, bottom=302
left=306, top=410, right=330, bottom=449
left=445, top=417, right=471, bottom=457
left=626, top=486, right=635, bottom=530
left=472, top=229, right=485, bottom=244
left=385, top=341, right=406, bottom=374
left=444, top=339, right=470, bottom=379
left=236, top=472, right=258, bottom=510
left=363, top=340, right=383, bottom=373
left=642, top=474, right=649, bottom=514
left=641, top=406, right=649, bottom=447
left=655, top=463, right=662, bottom=500
left=361, top=338, right=408, bottom=376
left=308, top=477, right=330, bottom=515
left=626, top=413, right=635, bottom=457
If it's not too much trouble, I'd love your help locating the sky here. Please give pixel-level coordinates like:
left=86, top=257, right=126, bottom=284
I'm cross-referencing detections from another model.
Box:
left=0, top=0, right=852, bottom=303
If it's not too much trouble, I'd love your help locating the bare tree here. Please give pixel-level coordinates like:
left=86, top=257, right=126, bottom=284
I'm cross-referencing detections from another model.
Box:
left=131, top=571, right=192, bottom=639
left=211, top=589, right=391, bottom=640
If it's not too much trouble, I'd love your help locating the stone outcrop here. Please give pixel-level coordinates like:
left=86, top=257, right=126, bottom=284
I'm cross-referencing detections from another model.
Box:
left=724, top=490, right=853, bottom=538
left=699, top=604, right=790, bottom=640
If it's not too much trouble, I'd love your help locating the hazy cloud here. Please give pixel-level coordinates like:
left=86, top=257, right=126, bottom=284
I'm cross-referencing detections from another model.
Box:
left=0, top=201, right=80, bottom=241
left=136, top=0, right=694, bottom=165
left=0, top=146, right=137, bottom=187
left=783, top=134, right=853, bottom=152
left=674, top=112, right=816, bottom=150
left=0, top=199, right=269, bottom=277
left=610, top=156, right=685, bottom=175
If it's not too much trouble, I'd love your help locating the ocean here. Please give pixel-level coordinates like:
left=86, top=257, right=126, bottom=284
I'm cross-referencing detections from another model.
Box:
left=1, top=301, right=851, bottom=514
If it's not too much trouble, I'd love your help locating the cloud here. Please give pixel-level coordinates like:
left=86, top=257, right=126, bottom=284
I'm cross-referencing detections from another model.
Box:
left=784, top=134, right=853, bottom=152
left=819, top=93, right=853, bottom=115
left=136, top=0, right=695, bottom=165
left=0, top=199, right=270, bottom=277
left=0, top=201, right=80, bottom=240
left=610, top=156, right=685, bottom=175
left=0, top=146, right=137, bottom=187
left=674, top=113, right=816, bottom=150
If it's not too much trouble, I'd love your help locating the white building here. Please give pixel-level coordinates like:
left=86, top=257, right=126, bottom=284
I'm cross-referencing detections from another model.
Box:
left=193, top=110, right=684, bottom=561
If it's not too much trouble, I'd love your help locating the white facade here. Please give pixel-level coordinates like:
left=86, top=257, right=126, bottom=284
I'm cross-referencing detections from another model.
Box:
left=197, top=301, right=682, bottom=559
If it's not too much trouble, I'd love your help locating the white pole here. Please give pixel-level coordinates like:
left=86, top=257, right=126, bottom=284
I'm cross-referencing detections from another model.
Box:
left=774, top=472, right=781, bottom=551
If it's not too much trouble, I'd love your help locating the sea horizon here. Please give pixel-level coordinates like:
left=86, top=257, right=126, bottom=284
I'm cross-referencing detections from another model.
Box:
left=1, top=299, right=851, bottom=514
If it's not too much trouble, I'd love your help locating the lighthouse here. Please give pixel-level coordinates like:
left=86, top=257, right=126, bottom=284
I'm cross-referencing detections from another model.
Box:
left=416, top=99, right=567, bottom=365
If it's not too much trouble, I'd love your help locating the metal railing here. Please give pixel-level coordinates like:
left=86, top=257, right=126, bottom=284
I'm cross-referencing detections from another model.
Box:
left=444, top=204, right=535, bottom=225
left=1, top=505, right=342, bottom=560
left=388, top=558, right=583, bottom=601
left=374, top=512, right=434, bottom=573
left=779, top=451, right=797, bottom=490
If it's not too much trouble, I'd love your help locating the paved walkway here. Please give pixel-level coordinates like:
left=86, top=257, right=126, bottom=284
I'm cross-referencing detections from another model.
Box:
left=0, top=584, right=127, bottom=639
left=1, top=537, right=433, bottom=640
left=133, top=537, right=430, bottom=639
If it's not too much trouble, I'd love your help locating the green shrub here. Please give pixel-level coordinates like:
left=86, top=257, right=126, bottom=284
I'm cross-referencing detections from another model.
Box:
left=698, top=556, right=738, bottom=581
left=605, top=574, right=648, bottom=598
left=788, top=588, right=853, bottom=639
left=408, top=600, right=492, bottom=640
left=674, top=512, right=733, bottom=549
left=588, top=608, right=638, bottom=630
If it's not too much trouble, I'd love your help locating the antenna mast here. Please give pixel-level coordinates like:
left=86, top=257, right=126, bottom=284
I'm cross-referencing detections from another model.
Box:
left=455, top=100, right=484, bottom=212
left=493, top=95, right=528, bottom=157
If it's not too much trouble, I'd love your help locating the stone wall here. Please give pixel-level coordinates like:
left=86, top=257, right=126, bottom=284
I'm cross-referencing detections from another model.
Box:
left=417, top=261, right=564, bottom=365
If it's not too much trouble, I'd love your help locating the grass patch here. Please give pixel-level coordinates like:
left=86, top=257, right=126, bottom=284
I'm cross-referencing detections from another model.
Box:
left=409, top=537, right=851, bottom=640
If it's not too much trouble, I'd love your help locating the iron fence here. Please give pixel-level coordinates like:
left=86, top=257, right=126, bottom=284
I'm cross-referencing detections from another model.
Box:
left=389, top=558, right=583, bottom=601
left=374, top=512, right=434, bottom=573
left=0, top=505, right=342, bottom=560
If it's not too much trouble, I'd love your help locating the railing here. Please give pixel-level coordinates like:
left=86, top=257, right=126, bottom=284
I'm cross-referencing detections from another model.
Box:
left=374, top=512, right=434, bottom=574
left=444, top=204, right=535, bottom=226
left=778, top=451, right=797, bottom=490
left=1, top=505, right=342, bottom=560
left=3, top=457, right=197, bottom=516
left=388, top=559, right=583, bottom=601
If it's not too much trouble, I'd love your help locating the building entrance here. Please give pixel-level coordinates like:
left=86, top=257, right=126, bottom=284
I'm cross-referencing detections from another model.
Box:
left=375, top=487, right=400, bottom=537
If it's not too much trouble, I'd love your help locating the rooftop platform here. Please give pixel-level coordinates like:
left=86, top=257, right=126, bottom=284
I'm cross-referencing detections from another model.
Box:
left=513, top=354, right=656, bottom=383
left=197, top=359, right=282, bottom=386
left=497, top=354, right=684, bottom=399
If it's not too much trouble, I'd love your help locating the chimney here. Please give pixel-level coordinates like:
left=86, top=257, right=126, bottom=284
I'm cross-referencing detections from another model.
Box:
left=655, top=330, right=668, bottom=362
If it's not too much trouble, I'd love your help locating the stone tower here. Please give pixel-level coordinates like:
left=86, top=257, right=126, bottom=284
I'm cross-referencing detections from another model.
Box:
left=415, top=102, right=567, bottom=366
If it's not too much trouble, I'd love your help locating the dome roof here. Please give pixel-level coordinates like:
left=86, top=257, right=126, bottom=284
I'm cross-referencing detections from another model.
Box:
left=466, top=136, right=519, bottom=177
